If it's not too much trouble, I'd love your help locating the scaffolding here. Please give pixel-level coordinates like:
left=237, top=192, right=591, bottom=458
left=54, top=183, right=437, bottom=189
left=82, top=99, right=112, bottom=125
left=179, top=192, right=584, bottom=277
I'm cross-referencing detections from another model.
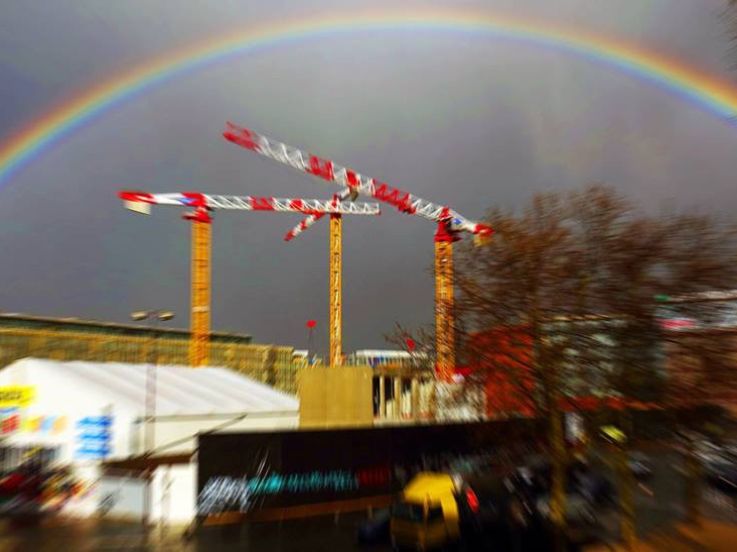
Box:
left=0, top=328, right=298, bottom=394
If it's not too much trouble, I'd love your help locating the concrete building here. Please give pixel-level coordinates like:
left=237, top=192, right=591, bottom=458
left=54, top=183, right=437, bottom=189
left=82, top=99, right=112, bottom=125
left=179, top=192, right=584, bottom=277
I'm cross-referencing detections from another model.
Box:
left=345, top=350, right=435, bottom=422
left=658, top=292, right=737, bottom=416
left=0, top=312, right=297, bottom=393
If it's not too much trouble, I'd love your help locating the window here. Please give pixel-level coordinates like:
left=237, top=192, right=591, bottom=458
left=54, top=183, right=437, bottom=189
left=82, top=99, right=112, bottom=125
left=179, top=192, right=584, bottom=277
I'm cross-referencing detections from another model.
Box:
left=426, top=506, right=444, bottom=522
left=391, top=501, right=424, bottom=522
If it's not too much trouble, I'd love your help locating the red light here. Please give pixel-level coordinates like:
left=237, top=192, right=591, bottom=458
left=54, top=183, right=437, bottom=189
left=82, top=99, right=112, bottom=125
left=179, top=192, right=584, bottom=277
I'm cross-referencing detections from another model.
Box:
left=306, top=320, right=317, bottom=329
left=356, top=467, right=391, bottom=487
left=465, top=488, right=479, bottom=513
left=405, top=338, right=416, bottom=352
left=661, top=318, right=695, bottom=330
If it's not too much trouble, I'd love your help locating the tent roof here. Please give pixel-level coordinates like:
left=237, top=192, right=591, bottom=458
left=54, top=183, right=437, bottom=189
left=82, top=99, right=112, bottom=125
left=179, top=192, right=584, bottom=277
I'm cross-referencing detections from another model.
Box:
left=0, top=358, right=298, bottom=417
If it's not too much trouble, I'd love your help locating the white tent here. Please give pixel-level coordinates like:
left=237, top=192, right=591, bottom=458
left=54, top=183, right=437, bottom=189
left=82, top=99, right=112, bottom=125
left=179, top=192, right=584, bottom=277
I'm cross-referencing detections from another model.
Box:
left=0, top=358, right=300, bottom=523
left=0, top=358, right=299, bottom=460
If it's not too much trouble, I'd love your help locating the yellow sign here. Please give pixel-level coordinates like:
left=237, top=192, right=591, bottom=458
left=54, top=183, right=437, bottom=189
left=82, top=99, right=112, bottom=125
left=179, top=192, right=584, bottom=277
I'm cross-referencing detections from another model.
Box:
left=0, top=385, right=35, bottom=408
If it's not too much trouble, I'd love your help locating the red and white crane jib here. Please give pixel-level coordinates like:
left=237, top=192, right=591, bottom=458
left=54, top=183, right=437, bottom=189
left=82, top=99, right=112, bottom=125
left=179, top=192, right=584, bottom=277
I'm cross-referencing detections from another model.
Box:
left=223, top=122, right=493, bottom=239
left=283, top=188, right=355, bottom=241
left=117, top=191, right=381, bottom=223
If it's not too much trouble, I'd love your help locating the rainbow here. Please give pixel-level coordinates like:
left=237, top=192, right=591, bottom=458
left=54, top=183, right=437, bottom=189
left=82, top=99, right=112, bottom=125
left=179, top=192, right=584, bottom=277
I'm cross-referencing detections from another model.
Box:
left=2, top=9, right=737, bottom=187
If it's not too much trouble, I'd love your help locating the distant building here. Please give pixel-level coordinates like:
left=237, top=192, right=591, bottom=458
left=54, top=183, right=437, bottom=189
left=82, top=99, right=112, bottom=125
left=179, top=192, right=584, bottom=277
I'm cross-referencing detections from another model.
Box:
left=0, top=311, right=253, bottom=344
left=656, top=289, right=737, bottom=331
left=657, top=290, right=737, bottom=416
left=0, top=312, right=298, bottom=393
left=291, top=350, right=322, bottom=368
left=345, top=350, right=434, bottom=421
left=347, top=349, right=422, bottom=368
left=470, top=325, right=535, bottom=418
left=470, top=316, right=661, bottom=419
left=471, top=291, right=737, bottom=420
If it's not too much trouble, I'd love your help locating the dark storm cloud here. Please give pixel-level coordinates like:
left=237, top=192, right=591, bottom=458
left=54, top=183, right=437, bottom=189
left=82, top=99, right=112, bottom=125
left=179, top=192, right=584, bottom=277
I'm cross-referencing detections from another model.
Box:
left=1, top=0, right=736, bottom=354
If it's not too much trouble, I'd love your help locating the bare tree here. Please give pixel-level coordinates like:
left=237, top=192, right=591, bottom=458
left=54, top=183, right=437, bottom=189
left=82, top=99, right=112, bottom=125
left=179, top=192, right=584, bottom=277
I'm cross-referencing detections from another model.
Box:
left=456, top=191, right=579, bottom=551
left=455, top=184, right=737, bottom=549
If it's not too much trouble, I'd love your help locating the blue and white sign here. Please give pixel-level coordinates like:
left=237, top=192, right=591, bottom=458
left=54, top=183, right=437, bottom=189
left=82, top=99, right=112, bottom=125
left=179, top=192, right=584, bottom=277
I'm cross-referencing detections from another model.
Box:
left=75, top=415, right=113, bottom=460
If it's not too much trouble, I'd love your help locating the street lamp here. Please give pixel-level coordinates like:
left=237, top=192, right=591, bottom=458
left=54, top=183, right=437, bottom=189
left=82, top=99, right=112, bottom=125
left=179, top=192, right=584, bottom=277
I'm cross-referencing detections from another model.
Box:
left=130, top=310, right=175, bottom=456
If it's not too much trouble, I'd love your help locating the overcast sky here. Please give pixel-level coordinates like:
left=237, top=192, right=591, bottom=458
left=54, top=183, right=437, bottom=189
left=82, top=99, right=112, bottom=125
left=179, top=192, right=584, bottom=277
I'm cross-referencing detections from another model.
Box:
left=1, top=0, right=736, bottom=355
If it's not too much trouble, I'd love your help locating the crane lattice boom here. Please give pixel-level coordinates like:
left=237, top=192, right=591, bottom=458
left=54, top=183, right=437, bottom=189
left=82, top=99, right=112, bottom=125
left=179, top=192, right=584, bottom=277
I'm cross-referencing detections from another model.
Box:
left=223, top=122, right=492, bottom=237
left=118, top=191, right=380, bottom=216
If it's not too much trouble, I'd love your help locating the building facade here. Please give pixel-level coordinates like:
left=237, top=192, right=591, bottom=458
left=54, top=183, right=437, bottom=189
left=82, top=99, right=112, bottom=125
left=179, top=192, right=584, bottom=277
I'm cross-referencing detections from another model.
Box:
left=471, top=316, right=663, bottom=419
left=0, top=313, right=298, bottom=393
left=345, top=350, right=434, bottom=421
left=658, top=291, right=737, bottom=416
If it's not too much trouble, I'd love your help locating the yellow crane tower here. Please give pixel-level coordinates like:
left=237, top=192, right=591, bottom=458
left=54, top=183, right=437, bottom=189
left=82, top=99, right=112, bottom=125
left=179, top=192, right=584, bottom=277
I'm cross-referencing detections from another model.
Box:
left=433, top=223, right=459, bottom=378
left=283, top=188, right=358, bottom=368
left=189, top=215, right=211, bottom=366
left=329, top=213, right=342, bottom=368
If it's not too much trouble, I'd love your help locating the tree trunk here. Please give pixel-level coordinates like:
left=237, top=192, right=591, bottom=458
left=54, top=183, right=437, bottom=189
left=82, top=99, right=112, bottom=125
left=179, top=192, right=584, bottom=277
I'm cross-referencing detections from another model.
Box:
left=684, top=441, right=702, bottom=524
left=615, top=443, right=636, bottom=550
left=616, top=412, right=636, bottom=551
left=549, top=406, right=568, bottom=552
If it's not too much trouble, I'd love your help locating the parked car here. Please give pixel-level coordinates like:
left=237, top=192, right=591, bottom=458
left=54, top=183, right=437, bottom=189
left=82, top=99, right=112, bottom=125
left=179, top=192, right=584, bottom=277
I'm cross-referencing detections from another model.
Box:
left=382, top=468, right=594, bottom=551
left=389, top=472, right=461, bottom=551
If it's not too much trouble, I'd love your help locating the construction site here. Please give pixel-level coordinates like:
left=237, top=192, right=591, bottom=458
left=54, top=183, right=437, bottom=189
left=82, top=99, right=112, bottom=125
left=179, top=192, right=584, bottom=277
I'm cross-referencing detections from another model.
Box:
left=107, top=122, right=493, bottom=420
left=0, top=119, right=495, bottom=528
left=7, top=4, right=737, bottom=550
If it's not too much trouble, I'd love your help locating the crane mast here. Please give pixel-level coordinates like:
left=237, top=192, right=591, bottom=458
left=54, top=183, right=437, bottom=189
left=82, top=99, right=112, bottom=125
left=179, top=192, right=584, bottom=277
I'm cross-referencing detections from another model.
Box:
left=119, top=191, right=380, bottom=367
left=434, top=222, right=460, bottom=381
left=190, top=217, right=211, bottom=366
left=329, top=212, right=342, bottom=367
left=284, top=189, right=352, bottom=367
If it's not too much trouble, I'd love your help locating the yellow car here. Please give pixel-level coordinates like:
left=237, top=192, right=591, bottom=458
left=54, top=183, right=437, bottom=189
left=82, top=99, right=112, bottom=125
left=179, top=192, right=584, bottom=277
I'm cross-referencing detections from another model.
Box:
left=389, top=472, right=460, bottom=551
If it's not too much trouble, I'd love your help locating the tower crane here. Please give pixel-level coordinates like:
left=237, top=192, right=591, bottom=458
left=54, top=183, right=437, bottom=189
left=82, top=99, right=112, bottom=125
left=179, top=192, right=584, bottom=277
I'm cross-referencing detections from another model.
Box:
left=283, top=186, right=356, bottom=368
left=223, top=122, right=493, bottom=382
left=118, top=190, right=380, bottom=367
